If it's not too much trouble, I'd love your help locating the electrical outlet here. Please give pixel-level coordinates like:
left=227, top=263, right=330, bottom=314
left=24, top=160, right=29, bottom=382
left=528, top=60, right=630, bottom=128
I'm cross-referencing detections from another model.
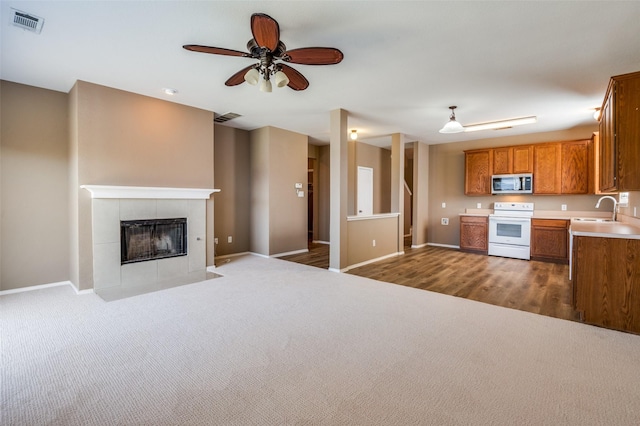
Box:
left=441, top=218, right=449, bottom=225
left=441, top=202, right=446, bottom=208
left=619, top=192, right=629, bottom=207
left=561, top=204, right=567, bottom=211
left=477, top=203, right=482, bottom=209
left=227, top=236, right=232, bottom=243
left=214, top=238, right=218, bottom=244
left=372, top=239, right=376, bottom=247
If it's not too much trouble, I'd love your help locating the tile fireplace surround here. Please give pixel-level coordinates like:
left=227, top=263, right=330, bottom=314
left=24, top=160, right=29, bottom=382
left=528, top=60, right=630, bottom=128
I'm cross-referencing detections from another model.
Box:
left=82, top=185, right=218, bottom=300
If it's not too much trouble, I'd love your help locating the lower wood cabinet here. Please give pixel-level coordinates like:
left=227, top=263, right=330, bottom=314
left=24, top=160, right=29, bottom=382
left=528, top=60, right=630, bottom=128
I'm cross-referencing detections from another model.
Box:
left=530, top=219, right=569, bottom=263
left=573, top=236, right=640, bottom=334
left=459, top=216, right=488, bottom=254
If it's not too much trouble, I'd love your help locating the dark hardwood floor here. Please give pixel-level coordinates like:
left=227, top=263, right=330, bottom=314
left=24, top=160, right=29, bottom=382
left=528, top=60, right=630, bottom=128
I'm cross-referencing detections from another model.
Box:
left=280, top=240, right=579, bottom=322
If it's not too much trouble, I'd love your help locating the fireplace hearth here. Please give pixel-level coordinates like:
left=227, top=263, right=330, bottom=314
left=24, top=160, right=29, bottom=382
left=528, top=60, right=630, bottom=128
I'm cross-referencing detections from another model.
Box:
left=121, top=218, right=187, bottom=264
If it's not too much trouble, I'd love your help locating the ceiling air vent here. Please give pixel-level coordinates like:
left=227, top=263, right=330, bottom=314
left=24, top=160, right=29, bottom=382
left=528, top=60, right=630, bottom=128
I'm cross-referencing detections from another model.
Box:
left=214, top=112, right=241, bottom=123
left=11, top=8, right=45, bottom=34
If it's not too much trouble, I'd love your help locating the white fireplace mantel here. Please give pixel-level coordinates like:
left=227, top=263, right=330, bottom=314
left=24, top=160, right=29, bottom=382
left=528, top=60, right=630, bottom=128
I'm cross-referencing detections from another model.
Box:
left=81, top=185, right=220, bottom=200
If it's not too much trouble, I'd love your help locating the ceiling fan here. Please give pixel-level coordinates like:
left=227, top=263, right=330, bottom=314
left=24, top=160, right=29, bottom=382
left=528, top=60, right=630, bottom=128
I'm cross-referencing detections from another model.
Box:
left=183, top=13, right=344, bottom=92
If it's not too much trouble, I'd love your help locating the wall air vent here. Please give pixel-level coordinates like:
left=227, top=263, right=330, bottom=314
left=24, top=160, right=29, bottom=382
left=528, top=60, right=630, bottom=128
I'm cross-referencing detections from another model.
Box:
left=11, top=8, right=44, bottom=34
left=214, top=112, right=242, bottom=123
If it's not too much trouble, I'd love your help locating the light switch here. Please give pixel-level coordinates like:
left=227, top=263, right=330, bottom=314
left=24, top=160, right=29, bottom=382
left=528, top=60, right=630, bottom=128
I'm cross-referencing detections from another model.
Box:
left=297, top=191, right=304, bottom=198
left=441, top=202, right=446, bottom=208
left=295, top=183, right=303, bottom=189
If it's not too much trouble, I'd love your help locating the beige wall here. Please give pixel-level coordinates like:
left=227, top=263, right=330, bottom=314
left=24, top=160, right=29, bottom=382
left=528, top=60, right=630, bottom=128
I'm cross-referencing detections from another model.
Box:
left=214, top=125, right=250, bottom=256
left=347, top=216, right=399, bottom=267
left=317, top=144, right=331, bottom=242
left=354, top=142, right=391, bottom=214
left=250, top=126, right=308, bottom=256
left=1, top=81, right=70, bottom=290
left=428, top=125, right=605, bottom=247
left=71, top=81, right=214, bottom=290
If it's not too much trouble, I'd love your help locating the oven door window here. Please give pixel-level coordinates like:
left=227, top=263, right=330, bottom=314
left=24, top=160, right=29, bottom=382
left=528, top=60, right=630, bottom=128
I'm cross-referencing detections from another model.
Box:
left=496, top=223, right=522, bottom=238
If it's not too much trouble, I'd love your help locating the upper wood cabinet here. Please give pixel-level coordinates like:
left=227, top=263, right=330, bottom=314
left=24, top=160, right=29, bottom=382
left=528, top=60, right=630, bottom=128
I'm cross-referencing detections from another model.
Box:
left=533, top=140, right=591, bottom=195
left=533, top=143, right=562, bottom=194
left=464, top=149, right=493, bottom=195
left=492, top=145, right=533, bottom=175
left=561, top=140, right=590, bottom=194
left=599, top=71, right=640, bottom=191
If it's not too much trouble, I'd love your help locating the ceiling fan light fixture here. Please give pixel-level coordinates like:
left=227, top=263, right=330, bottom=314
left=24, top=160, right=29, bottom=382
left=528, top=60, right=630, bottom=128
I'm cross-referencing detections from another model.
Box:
left=439, top=106, right=464, bottom=134
left=260, top=78, right=272, bottom=93
left=274, top=70, right=289, bottom=88
left=463, top=116, right=537, bottom=132
left=244, top=68, right=260, bottom=85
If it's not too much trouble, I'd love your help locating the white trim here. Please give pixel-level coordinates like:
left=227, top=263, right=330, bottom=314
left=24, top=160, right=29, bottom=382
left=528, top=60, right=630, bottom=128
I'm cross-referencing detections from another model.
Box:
left=81, top=185, right=220, bottom=200
left=347, top=212, right=400, bottom=221
left=342, top=251, right=404, bottom=272
left=411, top=242, right=429, bottom=249
left=271, top=248, right=309, bottom=258
left=311, top=240, right=330, bottom=245
left=328, top=267, right=343, bottom=273
left=0, top=280, right=94, bottom=296
left=213, top=251, right=252, bottom=261
left=427, top=242, right=460, bottom=250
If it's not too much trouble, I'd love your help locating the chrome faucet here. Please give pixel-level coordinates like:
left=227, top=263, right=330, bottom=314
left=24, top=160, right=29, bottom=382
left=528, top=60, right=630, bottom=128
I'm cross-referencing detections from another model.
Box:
left=595, top=195, right=618, bottom=221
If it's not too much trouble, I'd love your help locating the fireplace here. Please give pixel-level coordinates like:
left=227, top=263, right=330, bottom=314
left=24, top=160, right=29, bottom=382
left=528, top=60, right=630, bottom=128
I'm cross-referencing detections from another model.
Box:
left=82, top=185, right=219, bottom=293
left=121, top=218, right=187, bottom=264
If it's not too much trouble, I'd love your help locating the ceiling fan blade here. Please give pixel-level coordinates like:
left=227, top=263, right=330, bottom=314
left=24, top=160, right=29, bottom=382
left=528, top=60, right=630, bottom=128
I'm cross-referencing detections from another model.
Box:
left=280, top=64, right=309, bottom=91
left=183, top=45, right=249, bottom=57
left=284, top=47, right=344, bottom=65
left=251, top=13, right=280, bottom=51
left=225, top=65, right=255, bottom=86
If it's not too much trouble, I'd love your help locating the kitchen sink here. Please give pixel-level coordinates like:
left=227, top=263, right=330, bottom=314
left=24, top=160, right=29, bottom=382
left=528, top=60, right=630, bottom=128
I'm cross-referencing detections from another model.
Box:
left=572, top=218, right=614, bottom=222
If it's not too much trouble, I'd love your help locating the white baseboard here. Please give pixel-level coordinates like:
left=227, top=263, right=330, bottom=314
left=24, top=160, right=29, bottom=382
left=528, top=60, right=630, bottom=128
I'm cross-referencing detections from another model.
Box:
left=0, top=280, right=93, bottom=296
left=312, top=240, right=330, bottom=245
left=427, top=242, right=460, bottom=250
left=271, top=248, right=309, bottom=258
left=213, top=251, right=252, bottom=262
left=342, top=251, right=404, bottom=272
left=411, top=242, right=429, bottom=249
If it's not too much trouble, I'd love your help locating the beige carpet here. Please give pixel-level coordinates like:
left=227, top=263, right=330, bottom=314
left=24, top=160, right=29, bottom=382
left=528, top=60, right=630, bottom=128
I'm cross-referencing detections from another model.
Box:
left=2, top=254, right=640, bottom=425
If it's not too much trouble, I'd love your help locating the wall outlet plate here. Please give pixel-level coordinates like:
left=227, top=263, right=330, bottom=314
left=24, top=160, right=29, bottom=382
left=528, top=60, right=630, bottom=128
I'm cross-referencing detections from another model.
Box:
left=561, top=204, right=567, bottom=211
left=619, top=192, right=629, bottom=207
left=295, top=183, right=303, bottom=189
left=441, top=218, right=449, bottom=225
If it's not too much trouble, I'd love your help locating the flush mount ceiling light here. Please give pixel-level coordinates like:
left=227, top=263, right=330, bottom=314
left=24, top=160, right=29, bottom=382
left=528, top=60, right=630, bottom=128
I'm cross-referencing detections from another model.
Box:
left=439, top=106, right=465, bottom=134
left=350, top=129, right=358, bottom=140
left=463, top=116, right=538, bottom=132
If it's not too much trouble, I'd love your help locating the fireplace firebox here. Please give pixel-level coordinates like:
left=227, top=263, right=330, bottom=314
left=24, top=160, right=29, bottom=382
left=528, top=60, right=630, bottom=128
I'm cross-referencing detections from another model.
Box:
left=121, top=218, right=187, bottom=264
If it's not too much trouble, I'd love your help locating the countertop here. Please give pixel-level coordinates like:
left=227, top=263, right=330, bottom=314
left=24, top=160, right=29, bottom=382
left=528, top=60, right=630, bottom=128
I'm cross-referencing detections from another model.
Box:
left=459, top=209, right=640, bottom=239
left=569, top=219, right=640, bottom=240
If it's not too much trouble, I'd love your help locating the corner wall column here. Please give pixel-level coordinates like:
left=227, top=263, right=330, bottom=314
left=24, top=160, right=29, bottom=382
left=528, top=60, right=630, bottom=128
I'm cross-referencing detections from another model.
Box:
left=329, top=109, right=348, bottom=271
left=391, top=133, right=405, bottom=253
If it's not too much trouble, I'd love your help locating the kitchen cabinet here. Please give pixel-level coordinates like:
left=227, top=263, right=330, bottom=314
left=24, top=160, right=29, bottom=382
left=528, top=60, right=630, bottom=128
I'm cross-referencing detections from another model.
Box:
left=573, top=236, right=640, bottom=334
left=460, top=216, right=488, bottom=254
left=533, top=143, right=562, bottom=194
left=561, top=140, right=590, bottom=194
left=533, top=140, right=591, bottom=195
left=492, top=145, right=533, bottom=175
left=530, top=219, right=568, bottom=263
left=598, top=70, right=640, bottom=192
left=464, top=149, right=493, bottom=195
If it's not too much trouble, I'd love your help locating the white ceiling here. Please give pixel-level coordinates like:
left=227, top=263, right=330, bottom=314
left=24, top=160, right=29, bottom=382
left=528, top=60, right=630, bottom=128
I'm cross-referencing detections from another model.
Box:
left=2, top=1, right=640, bottom=148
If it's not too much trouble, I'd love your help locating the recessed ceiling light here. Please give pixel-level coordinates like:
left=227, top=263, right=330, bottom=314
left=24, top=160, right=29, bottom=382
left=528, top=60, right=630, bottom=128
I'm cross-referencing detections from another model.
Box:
left=163, top=88, right=178, bottom=95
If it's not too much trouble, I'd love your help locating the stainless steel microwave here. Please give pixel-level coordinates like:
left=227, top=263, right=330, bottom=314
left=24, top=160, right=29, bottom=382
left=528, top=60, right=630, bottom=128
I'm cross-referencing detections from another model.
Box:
left=491, top=173, right=533, bottom=194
